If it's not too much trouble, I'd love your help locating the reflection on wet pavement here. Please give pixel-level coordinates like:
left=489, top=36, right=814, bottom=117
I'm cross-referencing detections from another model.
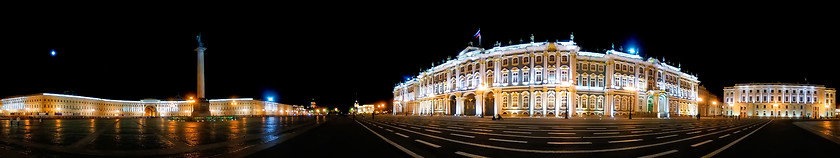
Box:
left=793, top=120, right=840, bottom=144
left=0, top=116, right=324, bottom=157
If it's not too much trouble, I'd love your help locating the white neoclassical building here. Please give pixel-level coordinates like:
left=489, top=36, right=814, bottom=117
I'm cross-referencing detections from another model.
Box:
left=1, top=93, right=301, bottom=117
left=723, top=83, right=836, bottom=118
left=393, top=36, right=700, bottom=118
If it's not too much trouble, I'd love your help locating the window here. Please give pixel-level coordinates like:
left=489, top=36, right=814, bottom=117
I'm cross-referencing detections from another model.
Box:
left=548, top=93, right=556, bottom=109
left=513, top=57, right=519, bottom=65
left=560, top=69, right=567, bottom=82
left=512, top=70, right=519, bottom=84
left=589, top=96, right=596, bottom=109
left=512, top=93, right=519, bottom=107
left=598, top=65, right=604, bottom=72
left=523, top=57, right=530, bottom=64
left=548, top=69, right=555, bottom=83
left=502, top=70, right=509, bottom=84
left=536, top=95, right=542, bottom=109
left=535, top=70, right=543, bottom=83
left=582, top=64, right=589, bottom=71
left=581, top=97, right=587, bottom=109
left=522, top=69, right=530, bottom=83
left=486, top=72, right=493, bottom=85
left=536, top=56, right=542, bottom=63
left=503, top=59, right=508, bottom=66
left=523, top=93, right=530, bottom=108
left=560, top=55, right=567, bottom=63
left=590, top=75, right=596, bottom=87
left=502, top=94, right=508, bottom=108
left=598, top=77, right=604, bottom=87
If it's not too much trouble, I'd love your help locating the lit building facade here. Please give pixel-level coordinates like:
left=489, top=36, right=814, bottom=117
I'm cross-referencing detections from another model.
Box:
left=353, top=100, right=375, bottom=114
left=1, top=93, right=299, bottom=117
left=394, top=38, right=699, bottom=118
left=698, top=85, right=722, bottom=117
left=723, top=83, right=836, bottom=118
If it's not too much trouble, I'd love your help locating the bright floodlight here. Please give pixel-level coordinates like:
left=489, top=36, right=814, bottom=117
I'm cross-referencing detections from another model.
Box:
left=628, top=48, right=636, bottom=54
left=51, top=50, right=56, bottom=56
left=268, top=97, right=274, bottom=101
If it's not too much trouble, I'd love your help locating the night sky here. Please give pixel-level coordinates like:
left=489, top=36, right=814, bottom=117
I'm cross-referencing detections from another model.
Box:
left=3, top=9, right=837, bottom=110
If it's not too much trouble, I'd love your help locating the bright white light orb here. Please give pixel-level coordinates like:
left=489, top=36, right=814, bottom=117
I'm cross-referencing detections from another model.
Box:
left=51, top=50, right=56, bottom=56
left=628, top=48, right=636, bottom=54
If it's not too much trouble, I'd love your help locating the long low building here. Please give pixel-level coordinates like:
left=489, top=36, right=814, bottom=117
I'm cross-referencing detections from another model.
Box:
left=394, top=36, right=700, bottom=118
left=1, top=93, right=306, bottom=117
left=723, top=83, right=836, bottom=118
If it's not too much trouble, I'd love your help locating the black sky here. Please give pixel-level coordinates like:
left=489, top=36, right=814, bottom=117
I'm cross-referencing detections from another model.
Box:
left=2, top=7, right=837, bottom=110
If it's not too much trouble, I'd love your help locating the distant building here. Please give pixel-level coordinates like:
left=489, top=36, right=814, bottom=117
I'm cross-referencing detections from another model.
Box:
left=394, top=39, right=700, bottom=118
left=1, top=93, right=297, bottom=117
left=723, top=83, right=835, bottom=118
left=697, top=85, right=722, bottom=117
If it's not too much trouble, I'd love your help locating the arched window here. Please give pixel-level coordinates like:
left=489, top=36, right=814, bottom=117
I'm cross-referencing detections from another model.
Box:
left=523, top=92, right=530, bottom=109
left=589, top=96, right=596, bottom=109
left=560, top=93, right=567, bottom=109
left=598, top=76, right=604, bottom=87
left=512, top=68, right=520, bottom=84
left=590, top=74, right=596, bottom=87
left=502, top=93, right=508, bottom=108
left=575, top=95, right=580, bottom=108
left=502, top=69, right=509, bottom=84
left=458, top=76, right=464, bottom=89
left=474, top=72, right=480, bottom=88
left=548, top=68, right=556, bottom=83
left=536, top=56, right=542, bottom=63
left=466, top=74, right=473, bottom=89
left=535, top=94, right=542, bottom=109
left=523, top=67, right=530, bottom=84
left=486, top=71, right=494, bottom=86
left=560, top=68, right=568, bottom=82
left=560, top=55, right=568, bottom=63
left=512, top=93, right=519, bottom=108
left=597, top=96, right=604, bottom=109
left=548, top=92, right=556, bottom=109
left=535, top=68, right=543, bottom=83
left=614, top=74, right=621, bottom=87
left=581, top=96, right=587, bottom=109
left=615, top=97, right=621, bottom=111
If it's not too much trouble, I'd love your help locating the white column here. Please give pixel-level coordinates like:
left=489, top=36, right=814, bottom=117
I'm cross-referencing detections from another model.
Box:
left=542, top=91, right=547, bottom=117
left=476, top=95, right=483, bottom=116
left=555, top=91, right=560, bottom=117
left=529, top=91, right=534, bottom=117
left=495, top=91, right=501, bottom=116
left=606, top=93, right=613, bottom=117
left=456, top=97, right=464, bottom=116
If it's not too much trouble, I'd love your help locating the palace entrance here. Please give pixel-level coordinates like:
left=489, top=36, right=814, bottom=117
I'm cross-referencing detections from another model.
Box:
left=144, top=106, right=158, bottom=117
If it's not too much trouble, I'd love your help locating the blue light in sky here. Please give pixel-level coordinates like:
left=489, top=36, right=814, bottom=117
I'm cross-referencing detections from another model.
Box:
left=628, top=48, right=636, bottom=54
left=267, top=97, right=274, bottom=102
left=51, top=49, right=56, bottom=56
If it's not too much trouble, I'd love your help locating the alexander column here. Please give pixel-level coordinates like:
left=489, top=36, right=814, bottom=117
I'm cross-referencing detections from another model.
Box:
left=192, top=33, right=211, bottom=117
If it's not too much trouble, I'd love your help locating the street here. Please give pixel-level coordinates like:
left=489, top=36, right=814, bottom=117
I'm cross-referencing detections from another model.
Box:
left=270, top=115, right=840, bottom=158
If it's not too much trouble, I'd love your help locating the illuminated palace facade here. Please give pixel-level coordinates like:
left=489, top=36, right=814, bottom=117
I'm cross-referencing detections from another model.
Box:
left=393, top=39, right=700, bottom=118
left=1, top=93, right=303, bottom=117
left=723, top=83, right=835, bottom=118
